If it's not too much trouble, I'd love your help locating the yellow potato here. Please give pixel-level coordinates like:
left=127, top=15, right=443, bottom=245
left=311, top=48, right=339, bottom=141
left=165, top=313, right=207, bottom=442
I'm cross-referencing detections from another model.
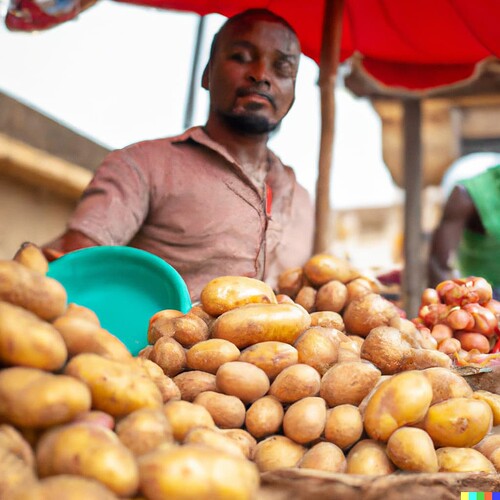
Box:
left=0, top=425, right=37, bottom=498
left=423, top=397, right=493, bottom=448
left=13, top=242, right=49, bottom=274
left=436, top=447, right=496, bottom=473
left=53, top=314, right=131, bottom=362
left=138, top=444, right=260, bottom=500
left=0, top=301, right=67, bottom=371
left=116, top=408, right=174, bottom=456
left=189, top=304, right=216, bottom=328
left=475, top=434, right=500, bottom=471
left=148, top=337, right=187, bottom=377
left=386, top=427, right=438, bottom=472
left=294, top=285, right=317, bottom=312
left=211, top=302, right=311, bottom=348
left=200, top=275, right=277, bottom=317
left=269, top=363, right=321, bottom=403
left=163, top=400, right=215, bottom=441
left=216, top=361, right=270, bottom=404
left=277, top=267, right=304, bottom=299
left=343, top=293, right=398, bottom=337
left=364, top=370, right=433, bottom=441
left=346, top=440, right=395, bottom=475
left=132, top=357, right=181, bottom=403
left=63, top=302, right=100, bottom=325
left=172, top=312, right=211, bottom=348
left=183, top=427, right=246, bottom=458
left=239, top=341, right=298, bottom=380
left=324, top=405, right=363, bottom=450
left=193, top=391, right=246, bottom=429
left=310, top=310, right=345, bottom=331
left=298, top=442, right=346, bottom=473
left=64, top=353, right=163, bottom=417
left=472, top=390, right=500, bottom=425
left=282, top=397, right=327, bottom=444
left=186, top=338, right=240, bottom=374
left=294, top=327, right=347, bottom=375
left=0, top=367, right=91, bottom=428
left=315, top=280, right=348, bottom=313
left=422, top=367, right=473, bottom=405
left=0, top=260, right=67, bottom=320
left=253, top=435, right=306, bottom=472
left=173, top=370, right=217, bottom=402
left=320, top=360, right=381, bottom=407
left=36, top=422, right=139, bottom=496
left=11, top=475, right=119, bottom=500
left=147, top=309, right=184, bottom=344
left=303, top=253, right=360, bottom=286
left=219, top=429, right=257, bottom=460
left=245, top=396, right=284, bottom=439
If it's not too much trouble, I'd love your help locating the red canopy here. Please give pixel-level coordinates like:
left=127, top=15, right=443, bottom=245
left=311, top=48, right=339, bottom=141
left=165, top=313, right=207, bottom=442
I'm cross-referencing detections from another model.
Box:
left=6, top=0, right=500, bottom=90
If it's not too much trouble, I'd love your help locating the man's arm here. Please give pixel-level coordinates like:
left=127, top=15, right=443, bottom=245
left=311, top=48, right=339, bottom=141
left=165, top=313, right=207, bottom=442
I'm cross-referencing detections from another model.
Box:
left=427, top=185, right=477, bottom=287
left=42, top=230, right=100, bottom=261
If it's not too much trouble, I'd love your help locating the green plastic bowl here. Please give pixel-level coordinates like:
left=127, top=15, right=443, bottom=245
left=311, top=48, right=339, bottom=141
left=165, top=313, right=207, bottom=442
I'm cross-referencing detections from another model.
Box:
left=48, top=246, right=191, bottom=355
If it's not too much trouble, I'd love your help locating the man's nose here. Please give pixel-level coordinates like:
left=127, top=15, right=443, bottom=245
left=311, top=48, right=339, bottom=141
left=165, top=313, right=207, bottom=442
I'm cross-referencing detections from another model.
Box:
left=248, top=60, right=271, bottom=86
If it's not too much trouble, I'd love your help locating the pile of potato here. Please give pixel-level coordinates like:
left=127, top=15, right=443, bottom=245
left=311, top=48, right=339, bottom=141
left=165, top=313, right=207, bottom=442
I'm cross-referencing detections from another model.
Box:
left=0, top=247, right=499, bottom=500
left=414, top=277, right=500, bottom=356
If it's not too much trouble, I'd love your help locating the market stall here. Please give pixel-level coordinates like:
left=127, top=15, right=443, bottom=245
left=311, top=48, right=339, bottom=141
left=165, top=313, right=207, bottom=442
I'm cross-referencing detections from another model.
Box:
left=5, top=0, right=500, bottom=315
left=0, top=244, right=499, bottom=498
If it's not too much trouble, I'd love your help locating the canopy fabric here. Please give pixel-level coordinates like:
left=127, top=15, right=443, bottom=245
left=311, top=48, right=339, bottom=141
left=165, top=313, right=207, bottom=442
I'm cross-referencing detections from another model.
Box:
left=6, top=0, right=500, bottom=90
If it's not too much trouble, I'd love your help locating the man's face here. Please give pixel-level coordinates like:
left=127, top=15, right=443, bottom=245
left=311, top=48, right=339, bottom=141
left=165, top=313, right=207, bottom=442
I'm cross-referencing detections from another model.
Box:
left=205, top=18, right=300, bottom=135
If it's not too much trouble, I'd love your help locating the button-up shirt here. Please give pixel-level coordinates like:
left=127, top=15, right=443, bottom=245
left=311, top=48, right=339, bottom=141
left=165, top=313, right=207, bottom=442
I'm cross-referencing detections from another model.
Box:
left=69, top=127, right=314, bottom=301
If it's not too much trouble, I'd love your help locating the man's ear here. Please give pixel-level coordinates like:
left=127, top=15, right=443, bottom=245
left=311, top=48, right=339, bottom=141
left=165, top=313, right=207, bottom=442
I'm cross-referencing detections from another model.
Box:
left=201, top=63, right=209, bottom=90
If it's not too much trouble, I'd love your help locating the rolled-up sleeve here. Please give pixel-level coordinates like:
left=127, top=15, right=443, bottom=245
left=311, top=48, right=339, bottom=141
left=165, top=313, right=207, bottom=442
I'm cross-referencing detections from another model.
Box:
left=68, top=147, right=150, bottom=245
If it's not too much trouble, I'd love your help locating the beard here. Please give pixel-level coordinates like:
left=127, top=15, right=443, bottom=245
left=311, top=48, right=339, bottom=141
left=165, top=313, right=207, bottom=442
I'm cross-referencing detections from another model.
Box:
left=221, top=111, right=280, bottom=135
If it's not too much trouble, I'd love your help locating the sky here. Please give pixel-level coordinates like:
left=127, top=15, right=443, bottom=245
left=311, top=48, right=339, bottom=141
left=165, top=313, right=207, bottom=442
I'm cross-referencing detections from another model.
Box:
left=0, top=0, right=401, bottom=209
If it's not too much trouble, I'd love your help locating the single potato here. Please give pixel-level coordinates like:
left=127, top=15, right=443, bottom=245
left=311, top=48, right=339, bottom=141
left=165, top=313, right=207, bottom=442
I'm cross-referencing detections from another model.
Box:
left=211, top=302, right=311, bottom=348
left=320, top=360, right=381, bottom=407
left=298, top=442, right=346, bottom=473
left=186, top=338, right=240, bottom=374
left=200, top=275, right=277, bottom=317
left=346, top=440, right=395, bottom=475
left=423, top=397, right=493, bottom=448
left=216, top=361, right=270, bottom=404
left=36, top=422, right=139, bottom=497
left=193, top=391, right=246, bottom=429
left=386, top=427, right=438, bottom=472
left=173, top=371, right=218, bottom=402
left=282, top=397, right=327, bottom=444
left=253, top=435, right=306, bottom=472
left=163, top=400, right=215, bottom=441
left=324, top=405, right=363, bottom=450
left=245, top=396, right=284, bottom=439
left=436, top=447, right=496, bottom=473
left=64, top=353, right=163, bottom=417
left=269, top=364, right=321, bottom=403
left=364, top=370, right=433, bottom=441
left=138, top=444, right=260, bottom=500
left=239, top=341, right=298, bottom=380
left=0, top=367, right=91, bottom=428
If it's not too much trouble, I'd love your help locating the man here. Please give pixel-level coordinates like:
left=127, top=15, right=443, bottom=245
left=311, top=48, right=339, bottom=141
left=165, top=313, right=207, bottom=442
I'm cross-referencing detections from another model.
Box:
left=428, top=161, right=500, bottom=298
left=43, top=9, right=314, bottom=301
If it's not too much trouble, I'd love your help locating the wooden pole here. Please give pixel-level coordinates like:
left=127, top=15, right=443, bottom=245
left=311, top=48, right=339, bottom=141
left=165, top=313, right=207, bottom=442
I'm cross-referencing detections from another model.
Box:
left=184, top=15, right=207, bottom=129
left=314, top=0, right=345, bottom=253
left=402, top=98, right=424, bottom=318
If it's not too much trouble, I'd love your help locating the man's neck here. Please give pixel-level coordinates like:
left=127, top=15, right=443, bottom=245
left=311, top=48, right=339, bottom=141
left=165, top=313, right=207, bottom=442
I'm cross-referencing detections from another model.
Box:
left=203, top=119, right=269, bottom=172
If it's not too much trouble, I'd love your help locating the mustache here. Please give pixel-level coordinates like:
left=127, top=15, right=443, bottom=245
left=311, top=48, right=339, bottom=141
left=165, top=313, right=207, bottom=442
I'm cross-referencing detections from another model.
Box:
left=236, top=87, right=276, bottom=109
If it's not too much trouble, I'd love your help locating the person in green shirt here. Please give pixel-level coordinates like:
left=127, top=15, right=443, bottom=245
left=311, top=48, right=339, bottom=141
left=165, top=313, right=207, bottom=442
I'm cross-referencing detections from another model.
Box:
left=428, top=163, right=500, bottom=299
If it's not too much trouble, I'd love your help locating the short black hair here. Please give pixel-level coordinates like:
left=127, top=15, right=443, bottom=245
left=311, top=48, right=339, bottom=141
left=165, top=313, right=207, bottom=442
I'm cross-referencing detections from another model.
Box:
left=208, top=9, right=299, bottom=62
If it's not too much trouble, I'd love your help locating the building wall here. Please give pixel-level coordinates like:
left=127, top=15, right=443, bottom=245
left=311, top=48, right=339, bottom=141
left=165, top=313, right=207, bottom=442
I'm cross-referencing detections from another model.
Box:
left=0, top=174, right=76, bottom=259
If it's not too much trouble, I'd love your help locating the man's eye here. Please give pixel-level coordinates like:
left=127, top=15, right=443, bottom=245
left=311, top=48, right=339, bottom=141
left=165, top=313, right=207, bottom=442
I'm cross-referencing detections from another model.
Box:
left=275, top=60, right=296, bottom=77
left=230, top=52, right=250, bottom=62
